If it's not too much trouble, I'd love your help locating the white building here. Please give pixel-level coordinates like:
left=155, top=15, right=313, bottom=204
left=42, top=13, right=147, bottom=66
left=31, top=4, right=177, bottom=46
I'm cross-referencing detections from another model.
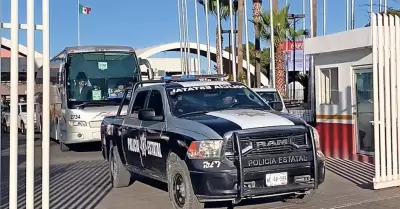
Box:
left=304, top=27, right=373, bottom=162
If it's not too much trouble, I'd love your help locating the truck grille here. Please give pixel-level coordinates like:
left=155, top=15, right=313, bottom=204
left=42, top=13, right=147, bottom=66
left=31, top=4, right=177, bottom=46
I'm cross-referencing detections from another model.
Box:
left=224, top=132, right=309, bottom=158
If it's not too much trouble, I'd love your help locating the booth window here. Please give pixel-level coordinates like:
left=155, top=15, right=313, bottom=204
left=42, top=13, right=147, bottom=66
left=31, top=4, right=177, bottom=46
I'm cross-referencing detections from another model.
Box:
left=320, top=68, right=339, bottom=104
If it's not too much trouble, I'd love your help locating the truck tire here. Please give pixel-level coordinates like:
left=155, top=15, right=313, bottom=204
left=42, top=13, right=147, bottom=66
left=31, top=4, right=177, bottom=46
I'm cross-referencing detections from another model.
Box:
left=167, top=159, right=204, bottom=209
left=283, top=189, right=315, bottom=204
left=109, top=146, right=131, bottom=188
left=60, top=142, right=70, bottom=152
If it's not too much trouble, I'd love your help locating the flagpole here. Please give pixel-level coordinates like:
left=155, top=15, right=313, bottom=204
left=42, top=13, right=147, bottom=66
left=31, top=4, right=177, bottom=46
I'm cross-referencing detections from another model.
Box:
left=77, top=0, right=80, bottom=46
left=351, top=0, right=354, bottom=29
left=323, top=0, right=326, bottom=35
left=346, top=0, right=349, bottom=30
left=370, top=0, right=373, bottom=15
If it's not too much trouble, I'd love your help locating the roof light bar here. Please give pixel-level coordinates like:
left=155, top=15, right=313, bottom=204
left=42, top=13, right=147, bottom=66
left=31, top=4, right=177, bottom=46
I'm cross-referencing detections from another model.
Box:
left=161, top=74, right=226, bottom=82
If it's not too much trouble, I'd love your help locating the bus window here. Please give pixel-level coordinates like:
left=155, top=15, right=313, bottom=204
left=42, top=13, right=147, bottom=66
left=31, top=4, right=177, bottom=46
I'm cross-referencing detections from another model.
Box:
left=65, top=51, right=139, bottom=107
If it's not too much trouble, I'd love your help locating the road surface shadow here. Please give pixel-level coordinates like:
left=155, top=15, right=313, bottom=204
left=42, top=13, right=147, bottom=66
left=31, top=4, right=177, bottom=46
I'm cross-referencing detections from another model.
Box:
left=205, top=196, right=286, bottom=208
left=131, top=174, right=289, bottom=209
left=69, top=142, right=102, bottom=152
left=0, top=160, right=111, bottom=209
left=48, top=140, right=101, bottom=153
left=132, top=174, right=168, bottom=192
left=1, top=154, right=27, bottom=187
left=0, top=133, right=41, bottom=152
left=326, top=157, right=374, bottom=190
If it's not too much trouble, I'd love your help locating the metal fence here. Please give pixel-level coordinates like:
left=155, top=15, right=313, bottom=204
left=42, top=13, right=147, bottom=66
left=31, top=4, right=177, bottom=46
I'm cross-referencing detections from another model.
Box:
left=283, top=88, right=315, bottom=125
left=372, top=13, right=400, bottom=190
left=2, top=0, right=50, bottom=208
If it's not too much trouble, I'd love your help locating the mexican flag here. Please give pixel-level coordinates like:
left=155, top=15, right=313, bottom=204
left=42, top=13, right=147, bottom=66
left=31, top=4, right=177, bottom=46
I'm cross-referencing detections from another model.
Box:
left=79, top=4, right=91, bottom=15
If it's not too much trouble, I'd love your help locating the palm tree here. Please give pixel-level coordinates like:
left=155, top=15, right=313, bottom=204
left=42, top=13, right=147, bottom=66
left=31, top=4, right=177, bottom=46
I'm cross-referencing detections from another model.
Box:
left=257, top=6, right=306, bottom=95
left=252, top=0, right=262, bottom=87
left=198, top=0, right=233, bottom=74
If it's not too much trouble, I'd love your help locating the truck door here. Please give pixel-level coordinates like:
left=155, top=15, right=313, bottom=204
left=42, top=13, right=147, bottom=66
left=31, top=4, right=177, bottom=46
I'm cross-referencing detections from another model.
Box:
left=121, top=90, right=149, bottom=169
left=140, top=89, right=168, bottom=174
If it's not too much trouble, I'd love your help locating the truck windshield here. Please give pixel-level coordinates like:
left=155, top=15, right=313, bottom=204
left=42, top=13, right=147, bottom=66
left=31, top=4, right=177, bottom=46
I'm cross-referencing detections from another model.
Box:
left=166, top=84, right=270, bottom=117
left=66, top=51, right=139, bottom=108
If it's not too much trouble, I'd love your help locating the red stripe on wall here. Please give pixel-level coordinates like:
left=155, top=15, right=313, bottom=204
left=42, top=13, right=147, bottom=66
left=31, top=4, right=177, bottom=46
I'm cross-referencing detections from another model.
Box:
left=316, top=122, right=374, bottom=164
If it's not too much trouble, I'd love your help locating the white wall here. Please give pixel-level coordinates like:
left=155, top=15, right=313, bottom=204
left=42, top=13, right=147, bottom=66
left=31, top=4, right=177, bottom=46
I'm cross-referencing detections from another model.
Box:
left=314, top=48, right=372, bottom=121
left=304, top=27, right=372, bottom=55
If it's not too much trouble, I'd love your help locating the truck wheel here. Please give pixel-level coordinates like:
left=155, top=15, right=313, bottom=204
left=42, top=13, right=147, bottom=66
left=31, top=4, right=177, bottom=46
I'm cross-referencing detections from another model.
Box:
left=109, top=146, right=131, bottom=188
left=283, top=189, right=315, bottom=204
left=20, top=122, right=26, bottom=135
left=60, top=142, right=70, bottom=152
left=168, top=159, right=204, bottom=209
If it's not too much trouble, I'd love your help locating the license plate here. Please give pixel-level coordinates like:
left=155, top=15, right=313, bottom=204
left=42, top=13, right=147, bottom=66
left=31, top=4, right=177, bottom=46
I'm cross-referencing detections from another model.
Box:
left=265, top=172, right=288, bottom=187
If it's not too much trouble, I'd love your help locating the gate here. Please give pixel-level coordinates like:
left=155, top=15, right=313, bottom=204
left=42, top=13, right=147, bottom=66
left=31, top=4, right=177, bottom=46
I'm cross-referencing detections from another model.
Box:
left=372, top=13, right=400, bottom=189
left=1, top=0, right=50, bottom=208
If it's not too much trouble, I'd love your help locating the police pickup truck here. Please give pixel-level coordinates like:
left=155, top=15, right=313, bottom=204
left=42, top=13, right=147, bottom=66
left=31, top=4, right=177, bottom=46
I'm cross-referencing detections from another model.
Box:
left=100, top=75, right=325, bottom=209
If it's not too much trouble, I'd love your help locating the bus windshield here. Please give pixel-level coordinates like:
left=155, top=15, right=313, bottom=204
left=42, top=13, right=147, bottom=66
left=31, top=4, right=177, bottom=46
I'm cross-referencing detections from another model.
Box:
left=66, top=51, right=139, bottom=108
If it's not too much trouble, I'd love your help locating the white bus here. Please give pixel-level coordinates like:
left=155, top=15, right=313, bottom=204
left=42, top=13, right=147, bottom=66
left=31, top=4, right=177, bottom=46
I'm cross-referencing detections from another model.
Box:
left=35, top=45, right=153, bottom=151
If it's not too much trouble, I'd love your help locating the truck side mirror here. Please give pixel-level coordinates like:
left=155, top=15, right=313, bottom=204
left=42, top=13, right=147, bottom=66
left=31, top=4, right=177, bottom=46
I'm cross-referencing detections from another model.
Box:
left=270, top=101, right=283, bottom=111
left=138, top=58, right=154, bottom=80
left=138, top=108, right=163, bottom=121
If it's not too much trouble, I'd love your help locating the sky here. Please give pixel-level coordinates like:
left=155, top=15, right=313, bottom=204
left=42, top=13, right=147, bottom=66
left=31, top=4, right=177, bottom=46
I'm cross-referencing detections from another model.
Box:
left=1, top=0, right=399, bottom=59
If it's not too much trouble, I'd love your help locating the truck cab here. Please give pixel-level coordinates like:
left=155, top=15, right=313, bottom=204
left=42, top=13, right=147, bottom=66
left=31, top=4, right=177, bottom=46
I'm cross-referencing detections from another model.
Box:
left=101, top=75, right=325, bottom=209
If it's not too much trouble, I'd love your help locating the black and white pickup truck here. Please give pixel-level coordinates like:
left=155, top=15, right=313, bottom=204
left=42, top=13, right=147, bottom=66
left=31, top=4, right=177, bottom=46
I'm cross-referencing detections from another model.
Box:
left=100, top=75, right=326, bottom=209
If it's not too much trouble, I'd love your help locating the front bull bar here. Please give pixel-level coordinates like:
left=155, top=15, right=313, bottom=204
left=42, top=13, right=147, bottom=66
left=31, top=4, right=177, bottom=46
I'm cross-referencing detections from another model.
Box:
left=232, top=132, right=244, bottom=204
left=231, top=127, right=320, bottom=204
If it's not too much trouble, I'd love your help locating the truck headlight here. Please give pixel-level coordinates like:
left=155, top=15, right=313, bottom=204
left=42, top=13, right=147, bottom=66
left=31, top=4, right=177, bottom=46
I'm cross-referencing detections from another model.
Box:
left=310, top=126, right=321, bottom=149
left=69, top=120, right=87, bottom=127
left=187, top=140, right=223, bottom=159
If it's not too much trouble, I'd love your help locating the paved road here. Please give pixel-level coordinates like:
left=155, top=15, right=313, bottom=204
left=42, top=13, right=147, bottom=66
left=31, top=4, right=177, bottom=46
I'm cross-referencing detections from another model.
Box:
left=2, top=133, right=400, bottom=209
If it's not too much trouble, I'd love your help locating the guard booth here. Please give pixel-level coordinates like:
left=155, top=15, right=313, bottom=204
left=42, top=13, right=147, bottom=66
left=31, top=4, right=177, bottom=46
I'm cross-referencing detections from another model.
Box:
left=304, top=13, right=400, bottom=190
left=2, top=0, right=51, bottom=208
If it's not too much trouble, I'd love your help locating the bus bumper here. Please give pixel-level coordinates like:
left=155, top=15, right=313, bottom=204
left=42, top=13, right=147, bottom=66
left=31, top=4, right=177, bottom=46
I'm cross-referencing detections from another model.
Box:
left=61, top=126, right=101, bottom=144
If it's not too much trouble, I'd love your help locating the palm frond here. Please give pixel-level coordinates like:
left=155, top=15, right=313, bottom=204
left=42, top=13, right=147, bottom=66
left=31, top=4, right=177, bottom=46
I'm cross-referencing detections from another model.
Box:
left=250, top=5, right=304, bottom=47
left=197, top=0, right=237, bottom=21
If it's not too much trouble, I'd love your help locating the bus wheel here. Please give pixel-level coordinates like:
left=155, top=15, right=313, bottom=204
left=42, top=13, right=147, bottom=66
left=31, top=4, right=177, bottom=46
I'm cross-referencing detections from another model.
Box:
left=60, top=142, right=70, bottom=152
